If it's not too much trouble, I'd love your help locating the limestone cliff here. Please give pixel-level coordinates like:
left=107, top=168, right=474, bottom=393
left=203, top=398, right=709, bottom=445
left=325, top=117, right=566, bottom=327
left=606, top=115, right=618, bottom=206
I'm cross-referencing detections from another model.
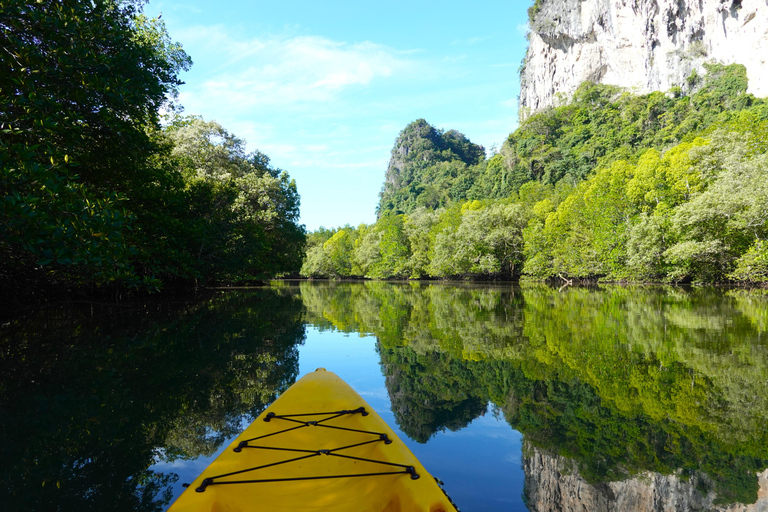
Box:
left=520, top=0, right=768, bottom=114
left=523, top=442, right=768, bottom=512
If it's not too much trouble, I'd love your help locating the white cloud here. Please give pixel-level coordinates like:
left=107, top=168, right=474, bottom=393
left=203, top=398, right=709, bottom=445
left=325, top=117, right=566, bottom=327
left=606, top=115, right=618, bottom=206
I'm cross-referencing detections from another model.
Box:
left=450, top=36, right=489, bottom=46
left=166, top=22, right=522, bottom=230
left=358, top=390, right=389, bottom=400
left=260, top=143, right=388, bottom=175
left=177, top=27, right=414, bottom=112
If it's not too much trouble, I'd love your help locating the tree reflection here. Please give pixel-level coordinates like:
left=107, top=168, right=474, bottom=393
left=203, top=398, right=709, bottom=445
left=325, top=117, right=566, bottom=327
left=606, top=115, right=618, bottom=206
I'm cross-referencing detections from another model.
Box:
left=0, top=288, right=304, bottom=512
left=381, top=349, right=488, bottom=443
left=301, top=281, right=768, bottom=506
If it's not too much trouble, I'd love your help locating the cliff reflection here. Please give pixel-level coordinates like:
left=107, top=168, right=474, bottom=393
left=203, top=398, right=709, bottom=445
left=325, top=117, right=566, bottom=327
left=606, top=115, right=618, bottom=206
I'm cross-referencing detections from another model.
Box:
left=300, top=281, right=768, bottom=508
left=524, top=441, right=768, bottom=512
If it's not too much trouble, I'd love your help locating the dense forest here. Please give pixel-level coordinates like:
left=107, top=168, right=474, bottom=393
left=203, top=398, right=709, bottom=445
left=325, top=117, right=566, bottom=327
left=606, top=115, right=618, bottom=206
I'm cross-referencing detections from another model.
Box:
left=301, top=64, right=768, bottom=284
left=1, top=0, right=305, bottom=308
left=5, top=1, right=768, bottom=309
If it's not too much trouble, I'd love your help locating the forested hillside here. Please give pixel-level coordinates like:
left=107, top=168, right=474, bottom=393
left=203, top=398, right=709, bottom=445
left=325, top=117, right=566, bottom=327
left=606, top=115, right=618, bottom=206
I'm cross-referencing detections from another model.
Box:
left=302, top=64, right=768, bottom=283
left=1, top=1, right=305, bottom=307
left=378, top=119, right=485, bottom=215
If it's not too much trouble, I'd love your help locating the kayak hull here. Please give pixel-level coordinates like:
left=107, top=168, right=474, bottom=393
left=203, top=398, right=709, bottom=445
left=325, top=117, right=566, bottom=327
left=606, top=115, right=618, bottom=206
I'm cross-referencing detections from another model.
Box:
left=168, top=368, right=457, bottom=512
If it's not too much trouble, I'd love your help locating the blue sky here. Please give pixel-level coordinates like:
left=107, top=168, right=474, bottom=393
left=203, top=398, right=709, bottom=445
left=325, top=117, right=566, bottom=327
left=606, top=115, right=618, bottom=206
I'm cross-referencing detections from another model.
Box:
left=144, top=0, right=531, bottom=231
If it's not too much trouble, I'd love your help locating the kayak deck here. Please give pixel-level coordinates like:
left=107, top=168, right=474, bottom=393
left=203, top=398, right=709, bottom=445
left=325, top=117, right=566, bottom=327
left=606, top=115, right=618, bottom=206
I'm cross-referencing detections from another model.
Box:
left=168, top=368, right=458, bottom=512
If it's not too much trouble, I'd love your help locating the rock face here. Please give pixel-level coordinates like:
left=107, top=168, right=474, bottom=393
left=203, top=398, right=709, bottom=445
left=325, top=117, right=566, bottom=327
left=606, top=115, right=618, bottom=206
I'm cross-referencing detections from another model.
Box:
left=520, top=0, right=768, bottom=115
left=523, top=442, right=768, bottom=512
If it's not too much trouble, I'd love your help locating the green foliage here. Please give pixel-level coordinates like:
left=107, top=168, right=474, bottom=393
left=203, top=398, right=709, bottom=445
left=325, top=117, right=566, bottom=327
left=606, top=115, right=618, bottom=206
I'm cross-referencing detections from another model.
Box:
left=697, top=62, right=751, bottom=111
left=403, top=207, right=442, bottom=278
left=1, top=2, right=304, bottom=305
left=325, top=229, right=359, bottom=277
left=730, top=240, right=768, bottom=283
left=625, top=214, right=671, bottom=279
left=307, top=65, right=767, bottom=284
left=305, top=116, right=768, bottom=284
left=302, top=215, right=424, bottom=280
left=0, top=149, right=140, bottom=289
left=300, top=225, right=365, bottom=278
left=358, top=214, right=409, bottom=278
left=163, top=118, right=305, bottom=283
left=662, top=136, right=768, bottom=282
left=0, top=0, right=191, bottom=298
left=501, top=65, right=761, bottom=197
left=300, top=245, right=333, bottom=278
left=352, top=223, right=381, bottom=277
left=526, top=123, right=768, bottom=282
left=1, top=0, right=191, bottom=167
left=527, top=0, right=544, bottom=21
left=377, top=119, right=485, bottom=216
left=429, top=202, right=529, bottom=278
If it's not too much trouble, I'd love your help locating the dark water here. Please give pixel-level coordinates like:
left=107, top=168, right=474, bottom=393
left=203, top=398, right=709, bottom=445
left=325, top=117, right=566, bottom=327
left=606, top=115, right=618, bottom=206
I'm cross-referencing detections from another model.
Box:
left=2, top=282, right=767, bottom=511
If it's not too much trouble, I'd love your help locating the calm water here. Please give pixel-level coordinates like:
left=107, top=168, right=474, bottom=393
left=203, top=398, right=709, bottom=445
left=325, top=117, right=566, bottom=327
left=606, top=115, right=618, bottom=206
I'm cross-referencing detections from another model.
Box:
left=1, top=281, right=767, bottom=511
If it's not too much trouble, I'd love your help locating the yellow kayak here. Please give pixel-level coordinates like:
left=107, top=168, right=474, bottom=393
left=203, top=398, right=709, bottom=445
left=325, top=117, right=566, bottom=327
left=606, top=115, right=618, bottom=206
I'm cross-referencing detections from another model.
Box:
left=168, top=368, right=459, bottom=512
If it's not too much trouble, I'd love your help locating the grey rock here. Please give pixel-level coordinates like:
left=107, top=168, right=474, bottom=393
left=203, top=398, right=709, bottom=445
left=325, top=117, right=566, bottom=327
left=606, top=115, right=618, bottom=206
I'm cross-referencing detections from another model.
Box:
left=523, top=441, right=768, bottom=512
left=520, top=0, right=768, bottom=116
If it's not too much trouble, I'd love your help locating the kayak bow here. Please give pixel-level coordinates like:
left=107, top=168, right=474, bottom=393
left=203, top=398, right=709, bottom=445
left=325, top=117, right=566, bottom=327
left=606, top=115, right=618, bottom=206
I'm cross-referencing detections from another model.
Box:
left=168, top=368, right=459, bottom=512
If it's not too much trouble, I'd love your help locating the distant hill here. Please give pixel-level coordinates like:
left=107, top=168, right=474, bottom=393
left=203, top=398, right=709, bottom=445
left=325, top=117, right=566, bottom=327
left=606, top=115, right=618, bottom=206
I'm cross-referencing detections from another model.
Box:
left=306, top=4, right=768, bottom=284
left=378, top=63, right=763, bottom=218
left=377, top=119, right=485, bottom=216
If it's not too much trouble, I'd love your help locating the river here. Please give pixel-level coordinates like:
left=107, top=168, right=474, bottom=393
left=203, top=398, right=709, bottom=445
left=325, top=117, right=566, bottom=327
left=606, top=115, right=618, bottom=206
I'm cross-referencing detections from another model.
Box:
left=1, top=281, right=767, bottom=511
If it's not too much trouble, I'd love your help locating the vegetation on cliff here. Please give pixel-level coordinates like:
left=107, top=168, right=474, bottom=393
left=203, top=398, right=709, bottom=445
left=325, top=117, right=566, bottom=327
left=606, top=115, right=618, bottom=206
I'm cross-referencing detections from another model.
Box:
left=302, top=64, right=768, bottom=283
left=378, top=119, right=486, bottom=215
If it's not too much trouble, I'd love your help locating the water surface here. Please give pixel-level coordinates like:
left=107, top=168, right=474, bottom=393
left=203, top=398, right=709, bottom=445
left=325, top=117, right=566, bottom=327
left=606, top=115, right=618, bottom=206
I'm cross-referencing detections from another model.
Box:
left=2, top=282, right=767, bottom=511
